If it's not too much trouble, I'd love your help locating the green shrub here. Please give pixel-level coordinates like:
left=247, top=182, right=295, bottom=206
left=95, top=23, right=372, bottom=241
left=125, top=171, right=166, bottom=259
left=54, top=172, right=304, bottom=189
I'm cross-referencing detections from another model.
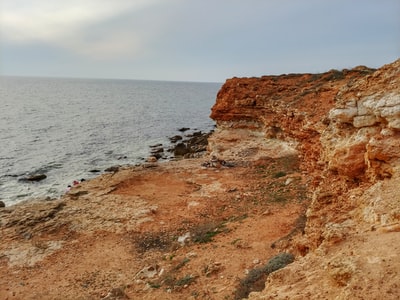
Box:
left=234, top=253, right=295, bottom=299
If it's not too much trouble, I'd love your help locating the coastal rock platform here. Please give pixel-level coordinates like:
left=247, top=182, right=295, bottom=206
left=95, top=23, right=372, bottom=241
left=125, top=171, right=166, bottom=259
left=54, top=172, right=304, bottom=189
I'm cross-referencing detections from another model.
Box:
left=1, top=155, right=307, bottom=299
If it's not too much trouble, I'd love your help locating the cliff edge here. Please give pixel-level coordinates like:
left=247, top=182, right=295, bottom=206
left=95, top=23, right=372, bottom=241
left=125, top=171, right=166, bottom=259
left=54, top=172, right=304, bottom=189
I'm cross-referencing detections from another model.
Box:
left=241, top=60, right=400, bottom=299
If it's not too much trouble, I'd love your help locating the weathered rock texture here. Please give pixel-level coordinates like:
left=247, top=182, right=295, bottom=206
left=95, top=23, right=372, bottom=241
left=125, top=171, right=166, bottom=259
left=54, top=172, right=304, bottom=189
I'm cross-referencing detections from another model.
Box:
left=209, top=66, right=376, bottom=176
left=210, top=59, right=400, bottom=299
left=323, top=60, right=400, bottom=180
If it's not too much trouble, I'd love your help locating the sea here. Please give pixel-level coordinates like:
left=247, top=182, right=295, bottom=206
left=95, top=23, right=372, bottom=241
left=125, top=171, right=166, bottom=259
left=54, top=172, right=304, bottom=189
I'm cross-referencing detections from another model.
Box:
left=0, top=76, right=222, bottom=206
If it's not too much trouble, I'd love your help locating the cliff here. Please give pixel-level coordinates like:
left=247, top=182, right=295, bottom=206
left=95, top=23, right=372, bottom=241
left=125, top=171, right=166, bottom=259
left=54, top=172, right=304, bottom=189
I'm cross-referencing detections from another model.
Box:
left=209, top=66, right=376, bottom=176
left=1, top=59, right=399, bottom=299
left=209, top=59, right=399, bottom=299
left=210, top=59, right=400, bottom=299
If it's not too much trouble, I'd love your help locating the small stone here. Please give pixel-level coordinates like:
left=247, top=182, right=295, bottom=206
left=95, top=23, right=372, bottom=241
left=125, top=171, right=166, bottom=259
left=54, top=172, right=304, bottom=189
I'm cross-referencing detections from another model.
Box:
left=147, top=156, right=158, bottom=163
left=285, top=178, right=295, bottom=185
left=149, top=143, right=163, bottom=148
left=101, top=287, right=128, bottom=300
left=186, top=252, right=198, bottom=258
left=22, top=232, right=32, bottom=240
left=262, top=209, right=272, bottom=216
left=178, top=232, right=191, bottom=245
left=150, top=147, right=164, bottom=154
left=169, top=135, right=183, bottom=143
left=135, top=265, right=160, bottom=279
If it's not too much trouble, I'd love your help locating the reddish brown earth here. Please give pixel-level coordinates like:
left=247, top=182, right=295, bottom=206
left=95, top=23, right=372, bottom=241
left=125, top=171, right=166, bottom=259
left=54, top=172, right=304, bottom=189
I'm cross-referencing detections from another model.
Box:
left=0, top=159, right=307, bottom=300
left=1, top=59, right=399, bottom=300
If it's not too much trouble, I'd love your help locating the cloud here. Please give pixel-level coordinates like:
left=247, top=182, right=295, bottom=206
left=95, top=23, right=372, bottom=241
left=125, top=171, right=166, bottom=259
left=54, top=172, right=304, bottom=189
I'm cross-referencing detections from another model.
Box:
left=1, top=0, right=399, bottom=81
left=1, top=0, right=165, bottom=59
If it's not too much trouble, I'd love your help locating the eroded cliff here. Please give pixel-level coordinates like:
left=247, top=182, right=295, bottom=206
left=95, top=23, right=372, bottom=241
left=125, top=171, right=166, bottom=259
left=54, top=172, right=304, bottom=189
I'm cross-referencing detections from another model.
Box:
left=210, top=60, right=400, bottom=299
left=209, top=66, right=375, bottom=177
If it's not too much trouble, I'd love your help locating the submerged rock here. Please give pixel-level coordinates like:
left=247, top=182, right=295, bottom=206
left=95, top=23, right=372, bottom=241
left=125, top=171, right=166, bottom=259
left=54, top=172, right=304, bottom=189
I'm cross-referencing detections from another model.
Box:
left=20, top=174, right=47, bottom=182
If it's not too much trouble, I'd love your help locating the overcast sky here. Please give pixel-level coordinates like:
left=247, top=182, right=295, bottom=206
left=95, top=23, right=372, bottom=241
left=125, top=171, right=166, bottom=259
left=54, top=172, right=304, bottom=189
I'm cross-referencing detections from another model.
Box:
left=1, top=0, right=399, bottom=82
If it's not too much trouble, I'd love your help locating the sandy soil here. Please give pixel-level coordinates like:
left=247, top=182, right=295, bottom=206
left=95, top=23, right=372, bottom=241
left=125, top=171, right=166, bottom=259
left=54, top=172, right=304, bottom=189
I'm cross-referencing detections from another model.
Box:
left=0, top=155, right=308, bottom=300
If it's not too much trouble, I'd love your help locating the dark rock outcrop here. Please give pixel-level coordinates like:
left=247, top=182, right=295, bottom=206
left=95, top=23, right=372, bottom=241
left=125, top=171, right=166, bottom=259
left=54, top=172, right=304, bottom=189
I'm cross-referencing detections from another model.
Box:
left=20, top=174, right=47, bottom=182
left=170, top=131, right=212, bottom=158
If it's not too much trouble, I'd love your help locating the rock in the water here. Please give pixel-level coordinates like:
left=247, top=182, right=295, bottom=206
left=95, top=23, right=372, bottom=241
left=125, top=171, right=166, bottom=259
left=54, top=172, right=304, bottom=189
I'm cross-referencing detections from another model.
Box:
left=150, top=147, right=164, bottom=154
left=149, top=143, right=163, bottom=148
left=104, top=166, right=120, bottom=173
left=20, top=174, right=47, bottom=182
left=187, top=130, right=203, bottom=137
left=169, top=135, right=183, bottom=143
left=169, top=131, right=212, bottom=158
left=0, top=200, right=5, bottom=208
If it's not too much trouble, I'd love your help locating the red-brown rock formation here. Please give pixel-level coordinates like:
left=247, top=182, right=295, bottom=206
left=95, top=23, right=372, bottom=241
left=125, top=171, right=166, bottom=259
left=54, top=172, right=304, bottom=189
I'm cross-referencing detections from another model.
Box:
left=323, top=59, right=400, bottom=180
left=210, top=59, right=400, bottom=299
left=209, top=66, right=375, bottom=177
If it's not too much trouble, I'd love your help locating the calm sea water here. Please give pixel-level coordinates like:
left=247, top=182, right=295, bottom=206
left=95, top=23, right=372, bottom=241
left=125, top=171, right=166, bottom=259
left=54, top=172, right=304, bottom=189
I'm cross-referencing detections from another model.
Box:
left=0, top=76, right=221, bottom=205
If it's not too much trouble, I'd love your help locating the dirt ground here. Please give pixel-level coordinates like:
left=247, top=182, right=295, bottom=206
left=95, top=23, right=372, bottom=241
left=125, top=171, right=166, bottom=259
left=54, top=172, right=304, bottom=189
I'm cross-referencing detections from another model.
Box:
left=0, top=155, right=308, bottom=300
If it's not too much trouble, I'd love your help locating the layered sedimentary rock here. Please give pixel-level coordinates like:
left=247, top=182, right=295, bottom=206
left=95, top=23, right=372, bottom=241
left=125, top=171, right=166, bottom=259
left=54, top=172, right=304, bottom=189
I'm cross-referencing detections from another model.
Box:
left=322, top=59, right=400, bottom=180
left=209, top=66, right=375, bottom=175
left=210, top=59, right=400, bottom=299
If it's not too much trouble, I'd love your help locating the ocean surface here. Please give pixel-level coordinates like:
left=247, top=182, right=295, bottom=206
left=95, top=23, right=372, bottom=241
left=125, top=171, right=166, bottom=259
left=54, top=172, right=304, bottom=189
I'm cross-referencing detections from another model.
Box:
left=0, top=76, right=222, bottom=206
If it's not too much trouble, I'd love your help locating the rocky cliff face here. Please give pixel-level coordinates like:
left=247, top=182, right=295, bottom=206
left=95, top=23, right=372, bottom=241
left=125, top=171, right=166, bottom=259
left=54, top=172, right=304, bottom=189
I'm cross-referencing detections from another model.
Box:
left=210, top=59, right=400, bottom=299
left=323, top=59, right=400, bottom=180
left=209, top=66, right=375, bottom=176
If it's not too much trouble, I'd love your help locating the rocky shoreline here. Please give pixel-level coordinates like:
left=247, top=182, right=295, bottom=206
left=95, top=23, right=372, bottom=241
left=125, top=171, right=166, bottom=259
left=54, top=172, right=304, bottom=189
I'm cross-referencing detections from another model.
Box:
left=0, top=128, right=214, bottom=208
left=149, top=128, right=214, bottom=161
left=1, top=59, right=400, bottom=299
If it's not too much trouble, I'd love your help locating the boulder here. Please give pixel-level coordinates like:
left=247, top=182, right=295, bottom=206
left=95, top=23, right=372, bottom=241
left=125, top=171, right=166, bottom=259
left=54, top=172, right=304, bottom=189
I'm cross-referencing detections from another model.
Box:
left=0, top=200, right=5, bottom=208
left=174, top=142, right=189, bottom=156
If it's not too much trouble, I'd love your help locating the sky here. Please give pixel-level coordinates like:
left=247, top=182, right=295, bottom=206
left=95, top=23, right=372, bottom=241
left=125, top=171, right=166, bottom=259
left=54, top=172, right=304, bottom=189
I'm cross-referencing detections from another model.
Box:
left=1, top=0, right=399, bottom=82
